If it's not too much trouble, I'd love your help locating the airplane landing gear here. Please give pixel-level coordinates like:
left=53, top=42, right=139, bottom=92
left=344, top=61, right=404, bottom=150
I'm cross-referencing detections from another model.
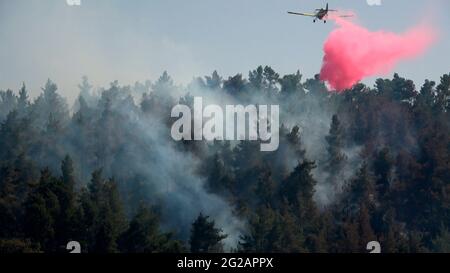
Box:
left=313, top=19, right=316, bottom=23
left=324, top=20, right=327, bottom=23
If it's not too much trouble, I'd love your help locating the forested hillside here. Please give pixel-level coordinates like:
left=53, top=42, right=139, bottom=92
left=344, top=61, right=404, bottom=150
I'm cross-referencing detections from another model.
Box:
left=0, top=68, right=449, bottom=253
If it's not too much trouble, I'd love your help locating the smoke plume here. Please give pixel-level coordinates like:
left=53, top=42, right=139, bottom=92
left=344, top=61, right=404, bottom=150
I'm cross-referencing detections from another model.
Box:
left=320, top=16, right=437, bottom=91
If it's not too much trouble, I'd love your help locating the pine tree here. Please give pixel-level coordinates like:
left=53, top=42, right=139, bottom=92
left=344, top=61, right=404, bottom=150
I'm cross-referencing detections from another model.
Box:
left=88, top=169, right=104, bottom=202
left=23, top=169, right=61, bottom=252
left=435, top=73, right=450, bottom=112
left=190, top=213, right=227, bottom=253
left=141, top=71, right=176, bottom=116
left=303, top=74, right=328, bottom=96
left=263, top=66, right=280, bottom=95
left=380, top=208, right=399, bottom=253
left=373, top=148, right=394, bottom=200
left=205, top=153, right=233, bottom=195
left=347, top=163, right=376, bottom=209
left=205, top=71, right=222, bottom=90
left=78, top=170, right=126, bottom=253
left=325, top=114, right=347, bottom=197
left=358, top=203, right=376, bottom=251
left=326, top=115, right=347, bottom=171
left=78, top=76, right=93, bottom=102
left=432, top=225, right=450, bottom=253
left=31, top=79, right=69, bottom=129
left=286, top=125, right=306, bottom=159
left=223, top=74, right=247, bottom=96
left=255, top=168, right=276, bottom=207
left=417, top=80, right=436, bottom=108
left=342, top=219, right=360, bottom=253
left=249, top=66, right=264, bottom=91
left=275, top=204, right=306, bottom=252
left=17, top=83, right=29, bottom=114
left=61, top=155, right=76, bottom=191
left=56, top=156, right=77, bottom=243
left=281, top=160, right=317, bottom=215
left=238, top=205, right=278, bottom=253
left=0, top=111, right=27, bottom=160
left=118, top=205, right=184, bottom=253
left=311, top=213, right=332, bottom=253
left=279, top=70, right=303, bottom=97
left=0, top=165, right=22, bottom=238
left=0, top=89, right=18, bottom=120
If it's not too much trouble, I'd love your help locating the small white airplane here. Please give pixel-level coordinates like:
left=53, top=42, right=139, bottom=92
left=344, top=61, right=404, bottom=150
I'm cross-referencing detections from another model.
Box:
left=288, top=3, right=353, bottom=23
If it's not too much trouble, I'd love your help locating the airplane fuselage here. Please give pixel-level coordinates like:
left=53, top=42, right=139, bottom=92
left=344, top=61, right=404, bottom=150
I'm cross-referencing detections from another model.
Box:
left=316, top=9, right=327, bottom=20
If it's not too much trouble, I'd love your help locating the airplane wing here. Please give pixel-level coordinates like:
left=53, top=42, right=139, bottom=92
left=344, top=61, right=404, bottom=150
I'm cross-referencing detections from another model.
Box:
left=287, top=11, right=316, bottom=17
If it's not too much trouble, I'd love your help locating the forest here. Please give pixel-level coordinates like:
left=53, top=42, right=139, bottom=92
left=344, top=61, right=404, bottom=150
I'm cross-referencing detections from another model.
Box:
left=0, top=67, right=449, bottom=253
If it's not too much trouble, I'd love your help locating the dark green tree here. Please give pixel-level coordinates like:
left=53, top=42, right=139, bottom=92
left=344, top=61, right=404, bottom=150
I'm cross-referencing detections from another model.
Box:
left=205, top=71, right=222, bottom=90
left=118, top=205, right=184, bottom=253
left=190, top=213, right=227, bottom=253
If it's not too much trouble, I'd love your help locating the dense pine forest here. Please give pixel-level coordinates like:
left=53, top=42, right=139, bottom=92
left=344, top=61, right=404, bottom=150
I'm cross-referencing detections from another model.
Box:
left=0, top=67, right=449, bottom=253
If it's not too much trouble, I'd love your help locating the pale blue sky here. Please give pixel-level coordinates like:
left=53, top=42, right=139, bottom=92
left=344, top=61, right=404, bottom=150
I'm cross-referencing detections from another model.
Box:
left=0, top=0, right=449, bottom=102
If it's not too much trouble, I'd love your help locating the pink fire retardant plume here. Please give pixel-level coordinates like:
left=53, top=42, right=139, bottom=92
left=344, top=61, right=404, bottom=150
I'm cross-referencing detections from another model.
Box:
left=320, top=16, right=437, bottom=92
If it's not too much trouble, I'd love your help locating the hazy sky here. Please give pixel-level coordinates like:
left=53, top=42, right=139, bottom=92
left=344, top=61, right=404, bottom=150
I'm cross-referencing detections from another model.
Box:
left=0, top=0, right=449, bottom=102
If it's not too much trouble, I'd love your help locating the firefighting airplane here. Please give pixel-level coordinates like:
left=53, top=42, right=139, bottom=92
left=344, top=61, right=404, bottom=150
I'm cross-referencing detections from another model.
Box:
left=287, top=3, right=353, bottom=23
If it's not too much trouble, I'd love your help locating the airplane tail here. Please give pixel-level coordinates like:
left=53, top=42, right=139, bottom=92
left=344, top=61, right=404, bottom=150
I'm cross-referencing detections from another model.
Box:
left=326, top=3, right=338, bottom=12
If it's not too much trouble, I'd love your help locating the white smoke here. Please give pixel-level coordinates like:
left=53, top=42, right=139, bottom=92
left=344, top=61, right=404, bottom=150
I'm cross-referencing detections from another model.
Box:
left=366, top=0, right=382, bottom=6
